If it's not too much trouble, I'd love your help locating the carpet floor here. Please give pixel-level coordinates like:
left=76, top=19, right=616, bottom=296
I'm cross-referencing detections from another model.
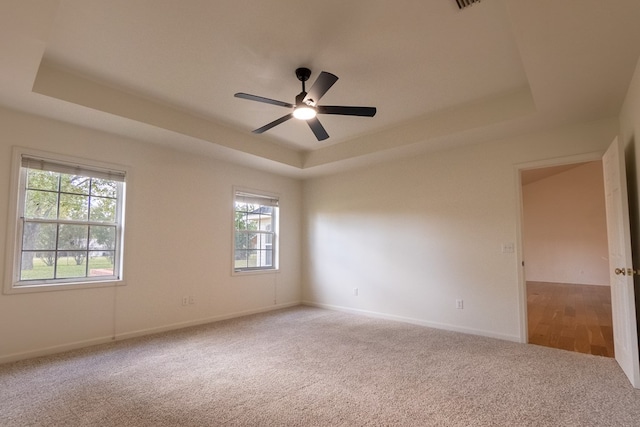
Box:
left=2, top=306, right=640, bottom=426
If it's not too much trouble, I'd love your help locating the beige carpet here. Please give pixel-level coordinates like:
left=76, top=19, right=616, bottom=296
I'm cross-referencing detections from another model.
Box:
left=2, top=306, right=640, bottom=426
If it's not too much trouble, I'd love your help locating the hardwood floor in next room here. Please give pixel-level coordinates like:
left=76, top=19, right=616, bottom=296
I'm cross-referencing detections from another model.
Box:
left=526, top=281, right=614, bottom=357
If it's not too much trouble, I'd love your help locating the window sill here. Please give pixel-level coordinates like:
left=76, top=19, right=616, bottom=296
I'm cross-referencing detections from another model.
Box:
left=232, top=268, right=280, bottom=277
left=3, top=279, right=126, bottom=295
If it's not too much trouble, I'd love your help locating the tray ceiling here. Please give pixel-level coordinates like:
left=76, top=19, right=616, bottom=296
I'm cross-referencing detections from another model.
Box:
left=1, top=1, right=640, bottom=177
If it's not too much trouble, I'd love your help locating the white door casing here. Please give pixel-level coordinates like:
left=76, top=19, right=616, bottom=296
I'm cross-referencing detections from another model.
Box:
left=603, top=137, right=640, bottom=388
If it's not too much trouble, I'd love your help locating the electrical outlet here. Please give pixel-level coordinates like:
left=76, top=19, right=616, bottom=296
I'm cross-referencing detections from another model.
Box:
left=456, top=299, right=464, bottom=309
left=353, top=288, right=359, bottom=296
left=182, top=296, right=188, bottom=306
left=501, top=242, right=515, bottom=253
left=189, top=295, right=195, bottom=305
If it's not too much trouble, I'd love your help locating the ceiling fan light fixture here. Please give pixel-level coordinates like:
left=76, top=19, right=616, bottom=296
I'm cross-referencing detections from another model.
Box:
left=293, top=105, right=317, bottom=120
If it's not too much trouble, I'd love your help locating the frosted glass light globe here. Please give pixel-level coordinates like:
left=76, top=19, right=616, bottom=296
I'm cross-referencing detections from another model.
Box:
left=293, top=106, right=317, bottom=120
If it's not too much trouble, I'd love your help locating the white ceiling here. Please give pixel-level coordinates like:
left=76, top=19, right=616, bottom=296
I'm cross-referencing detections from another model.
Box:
left=1, top=0, right=640, bottom=178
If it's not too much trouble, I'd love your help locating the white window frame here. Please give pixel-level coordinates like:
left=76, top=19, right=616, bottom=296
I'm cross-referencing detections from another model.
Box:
left=232, top=187, right=279, bottom=275
left=3, top=147, right=127, bottom=294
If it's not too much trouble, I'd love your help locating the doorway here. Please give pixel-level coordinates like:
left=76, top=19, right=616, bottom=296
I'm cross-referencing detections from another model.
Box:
left=520, top=160, right=614, bottom=357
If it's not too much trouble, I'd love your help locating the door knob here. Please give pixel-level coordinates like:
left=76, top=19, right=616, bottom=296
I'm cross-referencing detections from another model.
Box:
left=615, top=267, right=640, bottom=276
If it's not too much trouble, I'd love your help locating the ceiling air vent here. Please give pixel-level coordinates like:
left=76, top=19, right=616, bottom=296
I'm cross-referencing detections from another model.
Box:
left=455, top=0, right=481, bottom=10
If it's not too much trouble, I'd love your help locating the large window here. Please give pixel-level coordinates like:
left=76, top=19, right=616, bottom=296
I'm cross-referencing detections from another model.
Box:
left=5, top=150, right=126, bottom=292
left=234, top=190, right=279, bottom=272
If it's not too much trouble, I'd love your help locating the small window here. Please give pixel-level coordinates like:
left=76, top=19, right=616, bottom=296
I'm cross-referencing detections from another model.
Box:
left=5, top=150, right=126, bottom=292
left=234, top=190, right=279, bottom=272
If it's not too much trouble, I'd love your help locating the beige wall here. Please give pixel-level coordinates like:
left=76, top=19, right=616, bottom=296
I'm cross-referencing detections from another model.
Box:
left=2, top=69, right=634, bottom=361
left=303, top=119, right=617, bottom=341
left=522, top=162, right=609, bottom=286
left=0, top=107, right=302, bottom=362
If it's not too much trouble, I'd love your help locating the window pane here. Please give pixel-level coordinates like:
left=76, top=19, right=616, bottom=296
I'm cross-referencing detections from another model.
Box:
left=56, top=252, right=87, bottom=278
left=27, top=169, right=59, bottom=191
left=246, top=232, right=259, bottom=250
left=246, top=217, right=260, bottom=230
left=259, top=214, right=272, bottom=230
left=20, top=252, right=55, bottom=281
left=235, top=211, right=248, bottom=230
left=22, top=222, right=57, bottom=250
left=60, top=174, right=90, bottom=195
left=256, top=233, right=264, bottom=251
left=59, top=193, right=89, bottom=220
left=261, top=252, right=273, bottom=268
left=37, top=252, right=57, bottom=268
left=25, top=189, right=58, bottom=219
left=235, top=232, right=249, bottom=250
left=88, top=251, right=115, bottom=276
left=89, top=225, right=116, bottom=250
left=58, top=224, right=88, bottom=250
left=234, top=250, right=249, bottom=269
left=246, top=250, right=258, bottom=267
left=235, top=202, right=251, bottom=213
left=91, top=178, right=117, bottom=198
left=89, top=196, right=116, bottom=222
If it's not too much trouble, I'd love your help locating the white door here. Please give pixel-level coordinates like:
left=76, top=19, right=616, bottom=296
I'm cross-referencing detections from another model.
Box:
left=603, top=137, right=640, bottom=388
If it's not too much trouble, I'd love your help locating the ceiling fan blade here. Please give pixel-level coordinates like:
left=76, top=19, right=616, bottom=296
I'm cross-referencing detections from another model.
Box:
left=235, top=92, right=294, bottom=108
left=317, top=105, right=377, bottom=117
left=307, top=117, right=329, bottom=141
left=303, top=72, right=338, bottom=106
left=253, top=113, right=293, bottom=134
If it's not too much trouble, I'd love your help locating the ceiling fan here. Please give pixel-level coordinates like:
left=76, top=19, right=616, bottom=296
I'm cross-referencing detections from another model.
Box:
left=234, top=67, right=377, bottom=141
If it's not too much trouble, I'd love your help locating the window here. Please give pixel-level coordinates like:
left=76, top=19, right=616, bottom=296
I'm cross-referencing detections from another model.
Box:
left=5, top=150, right=126, bottom=292
left=234, top=190, right=279, bottom=272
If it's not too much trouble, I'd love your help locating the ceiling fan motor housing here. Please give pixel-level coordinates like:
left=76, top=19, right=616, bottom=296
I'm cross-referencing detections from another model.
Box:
left=295, top=67, right=312, bottom=82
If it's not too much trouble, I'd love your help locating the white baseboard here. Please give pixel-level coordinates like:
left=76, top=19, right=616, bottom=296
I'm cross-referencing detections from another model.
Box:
left=0, top=301, right=300, bottom=364
left=0, top=336, right=117, bottom=365
left=113, top=301, right=300, bottom=342
left=1, top=301, right=520, bottom=364
left=302, top=300, right=521, bottom=343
